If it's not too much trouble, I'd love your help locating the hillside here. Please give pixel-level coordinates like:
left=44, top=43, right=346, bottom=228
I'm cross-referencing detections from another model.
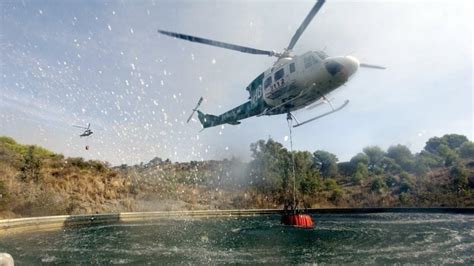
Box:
left=0, top=137, right=134, bottom=218
left=0, top=134, right=473, bottom=219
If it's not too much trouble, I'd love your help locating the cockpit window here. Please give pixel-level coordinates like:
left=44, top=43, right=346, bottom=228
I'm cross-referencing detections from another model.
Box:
left=264, top=76, right=272, bottom=88
left=274, top=68, right=284, bottom=81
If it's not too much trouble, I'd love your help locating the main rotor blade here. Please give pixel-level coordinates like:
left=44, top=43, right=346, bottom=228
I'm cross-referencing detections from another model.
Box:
left=360, top=63, right=386, bottom=70
left=158, top=29, right=277, bottom=57
left=73, top=125, right=87, bottom=129
left=287, top=0, right=326, bottom=51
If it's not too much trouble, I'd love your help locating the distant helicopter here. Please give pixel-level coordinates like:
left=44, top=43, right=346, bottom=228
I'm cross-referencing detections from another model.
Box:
left=159, top=0, right=384, bottom=129
left=73, top=123, right=93, bottom=137
left=73, top=123, right=93, bottom=150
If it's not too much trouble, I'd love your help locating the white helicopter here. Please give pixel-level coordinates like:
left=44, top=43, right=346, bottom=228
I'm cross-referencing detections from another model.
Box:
left=158, top=0, right=384, bottom=129
left=73, top=123, right=93, bottom=137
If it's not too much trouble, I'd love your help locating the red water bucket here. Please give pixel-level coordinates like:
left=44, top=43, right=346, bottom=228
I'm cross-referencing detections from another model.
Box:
left=281, top=213, right=314, bottom=228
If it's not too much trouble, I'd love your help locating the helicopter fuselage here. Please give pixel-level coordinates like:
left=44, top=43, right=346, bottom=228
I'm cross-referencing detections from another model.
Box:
left=198, top=51, right=359, bottom=128
left=79, top=130, right=93, bottom=137
left=160, top=0, right=383, bottom=129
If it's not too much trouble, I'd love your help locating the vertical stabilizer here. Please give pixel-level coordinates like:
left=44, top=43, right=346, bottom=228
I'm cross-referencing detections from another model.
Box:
left=197, top=111, right=219, bottom=129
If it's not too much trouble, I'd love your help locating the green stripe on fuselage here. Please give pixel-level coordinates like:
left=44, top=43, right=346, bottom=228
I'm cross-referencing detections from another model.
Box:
left=201, top=100, right=267, bottom=128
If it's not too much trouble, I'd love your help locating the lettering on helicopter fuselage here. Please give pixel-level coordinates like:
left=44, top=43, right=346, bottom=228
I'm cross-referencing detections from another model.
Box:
left=265, top=78, right=289, bottom=100
left=251, top=85, right=263, bottom=104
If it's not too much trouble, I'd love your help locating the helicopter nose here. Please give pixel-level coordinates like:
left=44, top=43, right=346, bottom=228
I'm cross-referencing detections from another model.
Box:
left=324, top=60, right=344, bottom=76
left=344, top=56, right=359, bottom=76
left=324, top=56, right=359, bottom=78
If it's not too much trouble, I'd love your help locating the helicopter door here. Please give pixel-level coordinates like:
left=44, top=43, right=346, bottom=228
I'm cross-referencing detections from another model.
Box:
left=263, top=75, right=273, bottom=97
left=273, top=68, right=286, bottom=94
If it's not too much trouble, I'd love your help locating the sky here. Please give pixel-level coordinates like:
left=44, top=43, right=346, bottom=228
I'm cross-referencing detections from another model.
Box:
left=0, top=0, right=472, bottom=166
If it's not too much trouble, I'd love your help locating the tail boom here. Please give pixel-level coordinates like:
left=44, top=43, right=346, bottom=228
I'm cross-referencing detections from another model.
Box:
left=197, top=101, right=261, bottom=129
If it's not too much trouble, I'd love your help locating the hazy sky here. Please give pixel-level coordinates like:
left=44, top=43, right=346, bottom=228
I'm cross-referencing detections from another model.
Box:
left=0, top=0, right=472, bottom=165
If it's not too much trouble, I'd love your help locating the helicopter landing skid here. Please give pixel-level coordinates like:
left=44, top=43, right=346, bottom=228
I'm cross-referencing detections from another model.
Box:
left=293, top=100, right=349, bottom=128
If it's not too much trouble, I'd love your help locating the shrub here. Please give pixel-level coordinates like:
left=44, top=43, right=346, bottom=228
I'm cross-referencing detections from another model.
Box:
left=399, top=179, right=414, bottom=193
left=324, top=178, right=339, bottom=191
left=0, top=179, right=7, bottom=205
left=371, top=177, right=386, bottom=192
left=399, top=192, right=412, bottom=205
left=450, top=164, right=469, bottom=195
left=384, top=175, right=397, bottom=187
left=352, top=172, right=363, bottom=185
left=330, top=188, right=343, bottom=204
left=19, top=146, right=42, bottom=182
left=299, top=175, right=318, bottom=195
left=0, top=137, right=54, bottom=158
left=351, top=162, right=368, bottom=185
left=68, top=157, right=88, bottom=170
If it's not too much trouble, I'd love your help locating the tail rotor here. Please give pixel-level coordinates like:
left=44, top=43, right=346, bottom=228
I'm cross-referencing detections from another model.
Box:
left=186, top=97, right=204, bottom=123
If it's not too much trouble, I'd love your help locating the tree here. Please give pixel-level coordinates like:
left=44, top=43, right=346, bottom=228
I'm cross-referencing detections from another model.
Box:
left=352, top=162, right=368, bottom=185
left=442, top=134, right=468, bottom=150
left=459, top=141, right=474, bottom=159
left=379, top=157, right=402, bottom=174
left=437, top=144, right=460, bottom=167
left=350, top=153, right=369, bottom=166
left=399, top=172, right=414, bottom=193
left=387, top=145, right=414, bottom=172
left=363, top=146, right=385, bottom=170
left=294, top=151, right=320, bottom=195
left=424, top=134, right=468, bottom=154
left=450, top=163, right=469, bottom=195
left=312, top=150, right=338, bottom=178
left=424, top=136, right=445, bottom=154
left=337, top=161, right=353, bottom=176
left=248, top=139, right=290, bottom=194
left=20, top=146, right=42, bottom=182
left=416, top=151, right=443, bottom=168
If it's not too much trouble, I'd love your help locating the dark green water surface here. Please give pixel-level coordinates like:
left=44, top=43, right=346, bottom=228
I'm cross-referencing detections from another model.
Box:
left=1, top=213, right=473, bottom=264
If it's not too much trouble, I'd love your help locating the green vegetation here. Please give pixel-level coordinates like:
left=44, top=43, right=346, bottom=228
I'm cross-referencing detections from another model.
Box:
left=0, top=137, right=133, bottom=218
left=0, top=133, right=473, bottom=218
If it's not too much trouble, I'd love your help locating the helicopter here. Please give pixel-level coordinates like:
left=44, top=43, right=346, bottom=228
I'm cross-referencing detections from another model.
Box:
left=158, top=0, right=384, bottom=129
left=73, top=123, right=93, bottom=137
